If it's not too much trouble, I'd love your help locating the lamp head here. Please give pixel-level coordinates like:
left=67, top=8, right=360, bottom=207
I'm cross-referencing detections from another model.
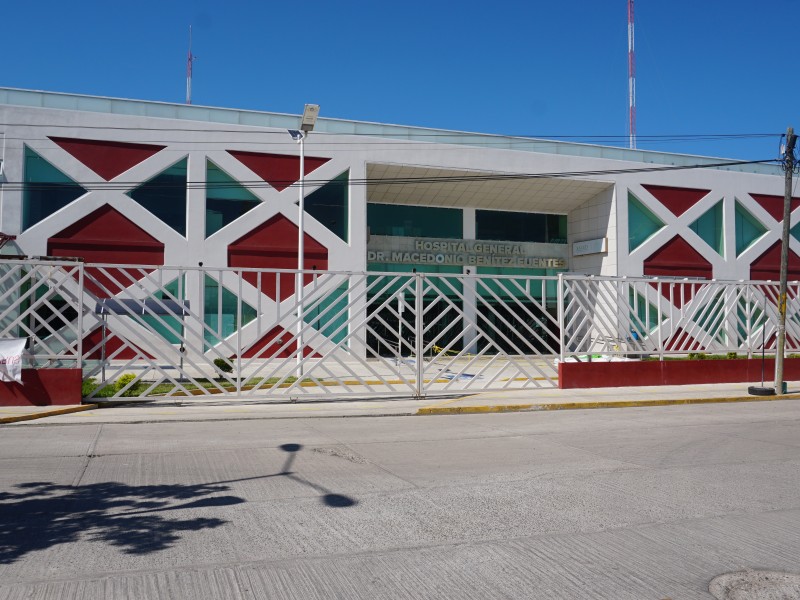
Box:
left=300, top=104, right=320, bottom=132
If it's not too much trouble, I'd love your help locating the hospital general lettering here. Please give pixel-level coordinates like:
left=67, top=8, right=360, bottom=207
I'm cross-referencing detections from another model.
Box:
left=368, top=239, right=567, bottom=268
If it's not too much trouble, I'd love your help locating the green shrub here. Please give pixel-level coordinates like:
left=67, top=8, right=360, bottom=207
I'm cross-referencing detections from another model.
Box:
left=116, top=373, right=136, bottom=390
left=726, top=352, right=738, bottom=359
left=82, top=378, right=118, bottom=398
left=97, top=385, right=120, bottom=397
left=115, top=373, right=141, bottom=397
left=688, top=352, right=708, bottom=360
left=82, top=377, right=97, bottom=397
left=214, top=358, right=234, bottom=374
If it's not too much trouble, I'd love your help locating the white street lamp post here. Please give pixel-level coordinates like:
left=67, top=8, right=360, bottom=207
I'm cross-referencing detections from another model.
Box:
left=288, top=104, right=319, bottom=379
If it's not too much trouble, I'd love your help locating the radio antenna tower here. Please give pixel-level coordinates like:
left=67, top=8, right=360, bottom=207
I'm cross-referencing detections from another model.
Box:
left=186, top=26, right=195, bottom=105
left=627, top=0, right=636, bottom=149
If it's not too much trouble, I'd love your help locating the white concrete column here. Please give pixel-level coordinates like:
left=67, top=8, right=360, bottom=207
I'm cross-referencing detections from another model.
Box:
left=462, top=208, right=478, bottom=354
left=0, top=141, right=23, bottom=239
left=348, top=160, right=369, bottom=360
left=183, top=153, right=208, bottom=364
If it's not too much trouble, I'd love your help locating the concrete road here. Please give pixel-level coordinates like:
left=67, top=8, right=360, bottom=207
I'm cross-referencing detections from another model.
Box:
left=3, top=401, right=800, bottom=599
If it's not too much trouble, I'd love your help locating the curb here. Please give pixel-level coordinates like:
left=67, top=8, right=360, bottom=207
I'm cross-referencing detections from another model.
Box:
left=416, top=393, right=800, bottom=415
left=0, top=404, right=98, bottom=424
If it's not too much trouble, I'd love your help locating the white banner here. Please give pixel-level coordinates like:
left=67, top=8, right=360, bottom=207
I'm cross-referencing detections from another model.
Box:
left=0, top=338, right=26, bottom=384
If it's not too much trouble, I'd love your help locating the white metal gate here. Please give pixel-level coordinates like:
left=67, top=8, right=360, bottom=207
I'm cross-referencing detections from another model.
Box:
left=0, top=260, right=85, bottom=367
left=0, top=259, right=796, bottom=402
left=560, top=275, right=798, bottom=359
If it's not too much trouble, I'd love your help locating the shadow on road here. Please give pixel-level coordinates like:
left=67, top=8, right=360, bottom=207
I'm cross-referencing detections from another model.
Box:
left=278, top=443, right=358, bottom=508
left=0, top=480, right=237, bottom=564
left=0, top=442, right=358, bottom=564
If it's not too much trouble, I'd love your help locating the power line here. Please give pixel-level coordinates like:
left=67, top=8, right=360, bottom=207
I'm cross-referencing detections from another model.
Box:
left=0, top=122, right=780, bottom=144
left=0, top=158, right=779, bottom=192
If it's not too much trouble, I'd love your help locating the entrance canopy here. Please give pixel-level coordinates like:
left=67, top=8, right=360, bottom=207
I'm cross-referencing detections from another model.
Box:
left=367, top=163, right=613, bottom=212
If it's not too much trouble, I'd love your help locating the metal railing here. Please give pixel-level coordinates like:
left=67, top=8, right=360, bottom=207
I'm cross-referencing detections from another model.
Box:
left=0, top=259, right=795, bottom=402
left=560, top=275, right=795, bottom=360
left=0, top=260, right=84, bottom=368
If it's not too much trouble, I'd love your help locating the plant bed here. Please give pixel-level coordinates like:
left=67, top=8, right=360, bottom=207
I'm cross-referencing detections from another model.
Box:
left=558, top=357, right=800, bottom=389
left=81, top=375, right=308, bottom=399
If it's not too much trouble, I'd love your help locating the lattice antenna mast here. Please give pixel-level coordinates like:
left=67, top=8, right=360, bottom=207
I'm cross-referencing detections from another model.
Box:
left=186, top=26, right=194, bottom=105
left=628, top=0, right=637, bottom=149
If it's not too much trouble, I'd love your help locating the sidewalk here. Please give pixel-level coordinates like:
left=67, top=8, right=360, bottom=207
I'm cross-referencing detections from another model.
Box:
left=0, top=404, right=96, bottom=424
left=4, top=381, right=800, bottom=425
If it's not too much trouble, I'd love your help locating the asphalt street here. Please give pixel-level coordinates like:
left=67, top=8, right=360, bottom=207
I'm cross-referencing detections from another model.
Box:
left=3, top=400, right=800, bottom=598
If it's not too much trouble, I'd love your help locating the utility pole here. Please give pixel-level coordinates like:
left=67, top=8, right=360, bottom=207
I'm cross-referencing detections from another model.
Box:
left=775, top=126, right=797, bottom=394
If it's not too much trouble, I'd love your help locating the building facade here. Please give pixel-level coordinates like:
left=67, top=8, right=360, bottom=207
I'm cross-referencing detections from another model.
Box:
left=0, top=88, right=796, bottom=357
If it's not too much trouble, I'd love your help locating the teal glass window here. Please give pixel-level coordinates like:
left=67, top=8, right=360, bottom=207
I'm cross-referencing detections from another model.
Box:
left=140, top=278, right=185, bottom=345
left=305, top=284, right=349, bottom=344
left=368, top=204, right=462, bottom=239
left=306, top=170, right=349, bottom=242
left=695, top=290, right=727, bottom=344
left=127, top=158, right=188, bottom=236
left=689, top=199, right=724, bottom=256
left=206, top=160, right=260, bottom=237
left=367, top=263, right=462, bottom=274
left=734, top=200, right=767, bottom=255
left=203, top=276, right=256, bottom=347
left=546, top=214, right=568, bottom=244
left=628, top=289, right=662, bottom=334
left=22, top=146, right=87, bottom=230
left=24, top=285, right=77, bottom=344
left=476, top=266, right=562, bottom=304
left=476, top=210, right=567, bottom=244
left=628, top=193, right=664, bottom=251
left=367, top=263, right=463, bottom=298
left=737, top=297, right=767, bottom=344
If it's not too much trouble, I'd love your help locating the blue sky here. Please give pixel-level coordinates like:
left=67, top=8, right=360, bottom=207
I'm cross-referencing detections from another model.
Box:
left=4, top=0, right=798, bottom=160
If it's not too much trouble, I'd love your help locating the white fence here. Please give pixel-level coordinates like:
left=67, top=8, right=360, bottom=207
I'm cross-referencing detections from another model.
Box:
left=0, top=259, right=796, bottom=401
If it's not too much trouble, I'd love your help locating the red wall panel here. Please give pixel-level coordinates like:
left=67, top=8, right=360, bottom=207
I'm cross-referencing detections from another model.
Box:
left=228, top=214, right=328, bottom=301
left=750, top=241, right=800, bottom=281
left=49, top=137, right=165, bottom=180
left=559, top=358, right=800, bottom=389
left=0, top=369, right=82, bottom=406
left=47, top=205, right=165, bottom=297
left=227, top=150, right=329, bottom=192
left=642, top=184, right=709, bottom=217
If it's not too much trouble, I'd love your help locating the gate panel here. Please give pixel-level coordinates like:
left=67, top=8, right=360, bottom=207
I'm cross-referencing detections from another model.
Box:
left=417, top=273, right=560, bottom=394
left=0, top=260, right=85, bottom=367
left=6, top=260, right=798, bottom=402
left=561, top=276, right=799, bottom=359
left=81, top=265, right=236, bottom=400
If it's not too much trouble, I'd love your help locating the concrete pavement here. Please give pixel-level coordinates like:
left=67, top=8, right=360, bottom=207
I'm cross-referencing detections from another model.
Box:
left=3, top=401, right=800, bottom=598
left=4, top=380, right=800, bottom=425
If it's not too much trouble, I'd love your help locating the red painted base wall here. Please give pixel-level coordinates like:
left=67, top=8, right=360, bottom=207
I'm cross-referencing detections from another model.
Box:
left=0, top=369, right=83, bottom=406
left=558, top=358, right=800, bottom=389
